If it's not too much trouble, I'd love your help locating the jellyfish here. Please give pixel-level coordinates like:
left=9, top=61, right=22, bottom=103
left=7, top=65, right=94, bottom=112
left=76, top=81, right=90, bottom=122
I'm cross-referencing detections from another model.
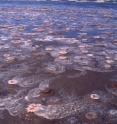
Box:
left=58, top=49, right=68, bottom=55
left=108, top=109, right=117, bottom=117
left=85, top=111, right=98, bottom=120
left=90, top=94, right=100, bottom=100
left=26, top=103, right=40, bottom=113
left=8, top=79, right=18, bottom=85
left=25, top=80, right=54, bottom=102
left=25, top=88, right=42, bottom=102
left=44, top=63, right=65, bottom=74
left=89, top=90, right=115, bottom=104
left=45, top=46, right=53, bottom=51
left=4, top=55, right=16, bottom=63
left=107, top=109, right=117, bottom=122
left=38, top=80, right=50, bottom=92
left=8, top=75, right=40, bottom=88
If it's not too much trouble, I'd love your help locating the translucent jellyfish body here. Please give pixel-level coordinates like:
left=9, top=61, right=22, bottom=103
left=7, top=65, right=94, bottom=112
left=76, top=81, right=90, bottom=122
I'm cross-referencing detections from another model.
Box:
left=4, top=55, right=16, bottom=63
left=38, top=80, right=54, bottom=95
left=44, top=63, right=65, bottom=74
left=107, top=109, right=117, bottom=122
left=25, top=88, right=42, bottom=102
left=25, top=80, right=54, bottom=102
left=8, top=79, right=18, bottom=85
left=8, top=76, right=39, bottom=88
left=50, top=47, right=69, bottom=58
left=89, top=90, right=114, bottom=103
left=0, top=99, right=7, bottom=111
left=45, top=46, right=53, bottom=51
left=85, top=111, right=98, bottom=120
left=108, top=109, right=117, bottom=117
left=44, top=35, right=54, bottom=42
left=90, top=94, right=100, bottom=100
left=26, top=103, right=40, bottom=113
left=0, top=36, right=9, bottom=41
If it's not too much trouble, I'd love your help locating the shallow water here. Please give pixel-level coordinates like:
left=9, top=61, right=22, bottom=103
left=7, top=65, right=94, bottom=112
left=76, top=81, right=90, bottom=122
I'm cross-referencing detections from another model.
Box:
left=0, top=1, right=117, bottom=124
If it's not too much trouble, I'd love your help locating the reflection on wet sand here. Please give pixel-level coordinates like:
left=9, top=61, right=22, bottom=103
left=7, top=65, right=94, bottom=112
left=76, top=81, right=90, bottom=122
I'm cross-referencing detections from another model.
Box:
left=0, top=1, right=117, bottom=124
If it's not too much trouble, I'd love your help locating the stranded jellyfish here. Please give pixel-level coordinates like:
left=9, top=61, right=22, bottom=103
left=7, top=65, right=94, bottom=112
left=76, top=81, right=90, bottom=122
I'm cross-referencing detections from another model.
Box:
left=26, top=104, right=40, bottom=113
left=108, top=109, right=117, bottom=117
left=3, top=54, right=16, bottom=63
left=11, top=40, right=22, bottom=44
left=58, top=49, right=68, bottom=55
left=45, top=46, right=53, bottom=51
left=85, top=111, right=98, bottom=120
left=45, top=63, right=65, bottom=74
left=105, top=82, right=117, bottom=96
left=25, top=88, right=42, bottom=102
left=57, top=55, right=68, bottom=60
left=90, top=94, right=100, bottom=100
left=25, top=80, right=54, bottom=102
left=8, top=75, right=40, bottom=88
left=50, top=47, right=69, bottom=58
left=107, top=109, right=117, bottom=122
left=89, top=90, right=114, bottom=103
left=8, top=79, right=18, bottom=85
left=38, top=80, right=54, bottom=95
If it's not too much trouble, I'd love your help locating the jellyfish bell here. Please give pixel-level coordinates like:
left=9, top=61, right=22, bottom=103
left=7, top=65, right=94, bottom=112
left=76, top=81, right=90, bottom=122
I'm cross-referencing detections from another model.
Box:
left=106, top=59, right=114, bottom=64
left=108, top=109, right=117, bottom=121
left=8, top=79, right=18, bottom=85
left=45, top=63, right=65, bottom=74
left=4, top=55, right=16, bottom=63
left=3, top=53, right=11, bottom=58
left=26, top=88, right=42, bottom=101
left=108, top=109, right=117, bottom=116
left=0, top=36, right=9, bottom=41
left=39, top=80, right=55, bottom=97
left=58, top=55, right=67, bottom=60
left=45, top=46, right=53, bottom=51
left=39, top=80, right=54, bottom=96
left=90, top=94, right=100, bottom=100
left=11, top=40, right=22, bottom=44
left=26, top=87, right=54, bottom=103
left=8, top=77, right=24, bottom=87
left=87, top=54, right=94, bottom=57
left=58, top=49, right=68, bottom=55
left=85, top=111, right=98, bottom=120
left=24, top=96, right=30, bottom=102
left=44, top=35, right=54, bottom=42
left=39, top=81, right=50, bottom=92
left=104, top=64, right=111, bottom=69
left=26, top=103, right=40, bottom=113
